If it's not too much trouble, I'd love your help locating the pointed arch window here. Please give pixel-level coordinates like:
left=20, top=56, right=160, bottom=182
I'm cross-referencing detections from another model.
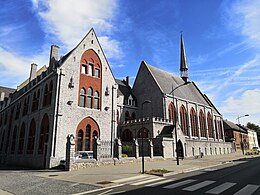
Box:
left=180, top=105, right=188, bottom=136
left=85, top=125, right=91, bottom=151
left=11, top=126, right=17, bottom=154
left=199, top=110, right=206, bottom=137
left=137, top=128, right=149, bottom=138
left=190, top=108, right=198, bottom=137
left=18, top=123, right=25, bottom=154
left=122, top=129, right=133, bottom=142
left=77, top=130, right=84, bottom=151
left=38, top=114, right=49, bottom=154
left=94, top=91, right=100, bottom=109
left=215, top=119, right=219, bottom=139
left=207, top=112, right=213, bottom=138
left=218, top=121, right=223, bottom=139
left=27, top=119, right=36, bottom=154
left=87, top=87, right=93, bottom=108
left=168, top=102, right=175, bottom=122
left=79, top=88, right=86, bottom=107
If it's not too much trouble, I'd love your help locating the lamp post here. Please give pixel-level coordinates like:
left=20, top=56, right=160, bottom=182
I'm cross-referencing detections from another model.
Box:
left=236, top=114, right=249, bottom=155
left=169, top=81, right=191, bottom=165
left=141, top=100, right=151, bottom=174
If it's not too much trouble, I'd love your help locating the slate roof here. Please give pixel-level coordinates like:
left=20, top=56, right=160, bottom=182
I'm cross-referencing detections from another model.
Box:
left=115, top=79, right=136, bottom=102
left=223, top=120, right=247, bottom=133
left=145, top=62, right=211, bottom=106
left=0, top=86, right=16, bottom=98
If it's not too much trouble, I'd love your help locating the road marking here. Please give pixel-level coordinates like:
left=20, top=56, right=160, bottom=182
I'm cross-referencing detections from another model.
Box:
left=111, top=175, right=148, bottom=183
left=131, top=177, right=164, bottom=186
left=106, top=191, right=126, bottom=195
left=233, top=184, right=260, bottom=195
left=182, top=180, right=216, bottom=191
left=206, top=182, right=236, bottom=194
left=98, top=189, right=112, bottom=195
left=72, top=184, right=124, bottom=195
left=163, top=179, right=197, bottom=189
left=145, top=179, right=175, bottom=187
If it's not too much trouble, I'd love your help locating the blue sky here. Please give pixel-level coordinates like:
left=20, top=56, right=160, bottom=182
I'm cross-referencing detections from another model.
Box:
left=0, top=0, right=260, bottom=125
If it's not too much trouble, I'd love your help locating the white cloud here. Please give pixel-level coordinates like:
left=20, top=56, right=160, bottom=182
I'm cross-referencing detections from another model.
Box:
left=32, top=0, right=119, bottom=52
left=231, top=0, right=260, bottom=47
left=99, top=36, right=123, bottom=59
left=220, top=89, right=260, bottom=125
left=0, top=47, right=49, bottom=87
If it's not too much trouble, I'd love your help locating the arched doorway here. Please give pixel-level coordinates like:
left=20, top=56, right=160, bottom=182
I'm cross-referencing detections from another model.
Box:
left=177, top=140, right=184, bottom=160
left=76, top=117, right=100, bottom=151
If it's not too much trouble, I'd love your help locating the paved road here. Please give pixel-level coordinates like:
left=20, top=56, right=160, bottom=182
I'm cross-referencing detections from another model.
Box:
left=0, top=168, right=99, bottom=195
left=87, top=157, right=260, bottom=195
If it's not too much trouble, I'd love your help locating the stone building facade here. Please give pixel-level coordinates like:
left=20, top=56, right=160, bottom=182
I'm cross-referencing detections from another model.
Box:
left=0, top=29, right=232, bottom=169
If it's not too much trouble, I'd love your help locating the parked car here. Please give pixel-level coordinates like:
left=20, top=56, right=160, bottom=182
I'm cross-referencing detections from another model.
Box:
left=252, top=146, right=260, bottom=152
left=75, top=151, right=93, bottom=159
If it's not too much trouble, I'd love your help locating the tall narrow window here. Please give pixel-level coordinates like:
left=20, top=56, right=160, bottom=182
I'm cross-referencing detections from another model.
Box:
left=32, top=92, right=37, bottom=112
left=168, top=102, right=175, bottom=122
left=199, top=110, right=206, bottom=137
left=18, top=123, right=25, bottom=154
left=79, top=88, right=86, bottom=107
left=38, top=114, right=49, bottom=155
left=88, top=63, right=93, bottom=76
left=207, top=112, right=213, bottom=138
left=85, top=125, right=91, bottom=151
left=82, top=64, right=87, bottom=74
left=122, top=129, right=132, bottom=142
left=95, top=68, right=100, bottom=78
left=94, top=91, right=99, bottom=109
left=215, top=119, right=219, bottom=139
left=77, top=130, right=83, bottom=151
left=190, top=108, right=198, bottom=137
left=180, top=105, right=188, bottom=136
left=27, top=119, right=36, bottom=154
left=11, top=126, right=17, bottom=154
left=218, top=121, right=223, bottom=139
left=87, top=87, right=93, bottom=108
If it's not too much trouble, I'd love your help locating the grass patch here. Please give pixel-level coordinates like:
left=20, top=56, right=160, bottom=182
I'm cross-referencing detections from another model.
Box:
left=148, top=168, right=170, bottom=174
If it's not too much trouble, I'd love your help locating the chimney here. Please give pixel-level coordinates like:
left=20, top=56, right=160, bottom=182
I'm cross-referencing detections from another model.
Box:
left=49, top=45, right=59, bottom=70
left=29, top=63, right=38, bottom=82
left=0, top=92, right=5, bottom=101
left=50, top=45, right=59, bottom=61
left=126, top=76, right=130, bottom=86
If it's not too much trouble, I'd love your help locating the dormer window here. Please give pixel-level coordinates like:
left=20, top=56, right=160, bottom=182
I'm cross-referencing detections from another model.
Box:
left=128, top=95, right=135, bottom=106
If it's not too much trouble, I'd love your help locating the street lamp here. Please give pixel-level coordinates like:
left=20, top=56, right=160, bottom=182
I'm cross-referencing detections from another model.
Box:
left=169, top=81, right=191, bottom=165
left=236, top=114, right=249, bottom=155
left=141, top=100, right=151, bottom=174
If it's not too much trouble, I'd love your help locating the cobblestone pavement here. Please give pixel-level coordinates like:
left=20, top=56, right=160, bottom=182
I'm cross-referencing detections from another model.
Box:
left=0, top=168, right=99, bottom=195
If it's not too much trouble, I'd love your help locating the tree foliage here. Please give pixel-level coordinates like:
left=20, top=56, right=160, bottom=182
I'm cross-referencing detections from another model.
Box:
left=247, top=122, right=260, bottom=132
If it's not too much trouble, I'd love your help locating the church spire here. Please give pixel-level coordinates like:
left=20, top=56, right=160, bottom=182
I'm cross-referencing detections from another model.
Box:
left=180, top=33, right=188, bottom=82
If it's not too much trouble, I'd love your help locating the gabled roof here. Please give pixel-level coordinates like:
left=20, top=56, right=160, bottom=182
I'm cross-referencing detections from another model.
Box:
left=116, top=79, right=136, bottom=101
left=0, top=86, right=16, bottom=98
left=144, top=62, right=210, bottom=106
left=223, top=120, right=247, bottom=133
left=58, top=28, right=116, bottom=81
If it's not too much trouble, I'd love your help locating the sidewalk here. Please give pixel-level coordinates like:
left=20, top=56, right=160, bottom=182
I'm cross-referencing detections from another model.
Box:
left=37, top=152, right=256, bottom=187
